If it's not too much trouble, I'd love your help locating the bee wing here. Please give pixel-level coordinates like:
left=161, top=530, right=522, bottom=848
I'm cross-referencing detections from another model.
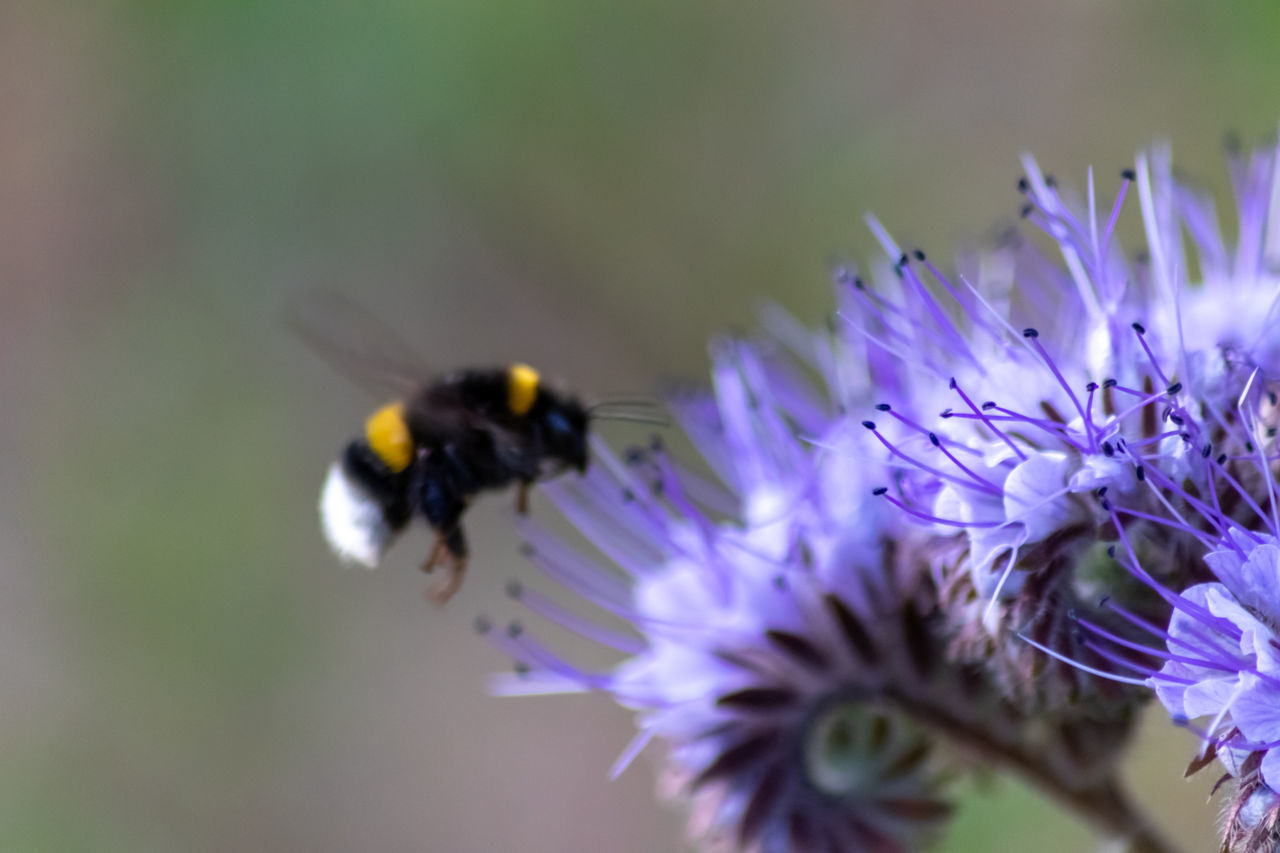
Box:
left=283, top=289, right=430, bottom=398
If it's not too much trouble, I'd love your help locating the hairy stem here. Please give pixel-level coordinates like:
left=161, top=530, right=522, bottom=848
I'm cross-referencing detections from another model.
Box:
left=889, top=690, right=1179, bottom=853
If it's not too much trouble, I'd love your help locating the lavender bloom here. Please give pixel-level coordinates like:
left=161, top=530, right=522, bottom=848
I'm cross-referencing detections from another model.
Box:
left=848, top=138, right=1280, bottom=716
left=1054, top=490, right=1280, bottom=850
left=840, top=215, right=1171, bottom=715
left=489, top=337, right=961, bottom=851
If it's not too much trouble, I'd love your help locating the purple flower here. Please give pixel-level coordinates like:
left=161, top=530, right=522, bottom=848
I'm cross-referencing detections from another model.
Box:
left=848, top=138, right=1280, bottom=715
left=1160, top=533, right=1280, bottom=776
left=487, top=337, right=960, bottom=851
left=1057, top=475, right=1280, bottom=851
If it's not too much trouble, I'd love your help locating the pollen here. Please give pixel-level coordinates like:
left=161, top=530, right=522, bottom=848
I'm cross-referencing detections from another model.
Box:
left=364, top=401, right=412, bottom=473
left=507, top=363, right=540, bottom=416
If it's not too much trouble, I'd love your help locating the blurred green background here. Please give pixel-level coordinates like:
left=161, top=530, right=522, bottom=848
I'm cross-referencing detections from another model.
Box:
left=4, top=1, right=1279, bottom=850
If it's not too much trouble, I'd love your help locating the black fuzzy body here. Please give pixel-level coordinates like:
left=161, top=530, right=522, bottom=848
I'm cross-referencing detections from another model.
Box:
left=341, top=367, right=589, bottom=566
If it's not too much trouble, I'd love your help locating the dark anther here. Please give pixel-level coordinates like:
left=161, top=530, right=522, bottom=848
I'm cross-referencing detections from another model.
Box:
left=1106, top=545, right=1117, bottom=558
left=1086, top=381, right=1098, bottom=392
left=506, top=621, right=524, bottom=638
left=1217, top=454, right=1228, bottom=465
left=861, top=420, right=876, bottom=430
left=981, top=401, right=997, bottom=410
left=506, top=580, right=523, bottom=599
left=625, top=447, right=645, bottom=465
left=940, top=408, right=954, bottom=419
left=513, top=661, right=531, bottom=676
left=913, top=249, right=926, bottom=261
left=872, top=487, right=888, bottom=496
left=519, top=542, right=536, bottom=557
left=1136, top=465, right=1145, bottom=481
left=649, top=436, right=664, bottom=453
left=928, top=432, right=940, bottom=447
left=1017, top=177, right=1029, bottom=193
left=1096, top=486, right=1108, bottom=497
left=474, top=616, right=492, bottom=635
left=853, top=276, right=865, bottom=290
left=1022, top=327, right=1039, bottom=338
left=1169, top=414, right=1185, bottom=425
left=1121, top=168, right=1136, bottom=181
left=621, top=488, right=636, bottom=502
left=1166, top=382, right=1183, bottom=395
left=1132, top=321, right=1147, bottom=335
left=876, top=403, right=892, bottom=411
left=1098, top=595, right=1112, bottom=607
left=1246, top=441, right=1256, bottom=452
left=1270, top=391, right=1278, bottom=406
left=1202, top=444, right=1212, bottom=458
left=1103, top=378, right=1117, bottom=388
left=898, top=252, right=909, bottom=267
left=1045, top=174, right=1057, bottom=187
left=948, top=377, right=958, bottom=389
left=1102, top=441, right=1114, bottom=457
left=1101, top=499, right=1112, bottom=511
left=1019, top=203, right=1033, bottom=218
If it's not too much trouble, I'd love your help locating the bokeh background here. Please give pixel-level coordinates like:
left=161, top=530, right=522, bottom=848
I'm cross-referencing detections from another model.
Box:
left=4, top=1, right=1280, bottom=850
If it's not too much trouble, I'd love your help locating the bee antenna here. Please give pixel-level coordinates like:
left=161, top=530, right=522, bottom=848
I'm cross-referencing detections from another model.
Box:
left=589, top=411, right=672, bottom=427
left=586, top=396, right=663, bottom=413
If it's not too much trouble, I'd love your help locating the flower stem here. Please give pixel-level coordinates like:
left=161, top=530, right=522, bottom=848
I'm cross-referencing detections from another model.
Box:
left=887, top=691, right=1180, bottom=853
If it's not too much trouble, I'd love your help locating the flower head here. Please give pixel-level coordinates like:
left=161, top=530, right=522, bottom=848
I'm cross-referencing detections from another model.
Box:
left=487, top=333, right=964, bottom=851
left=1066, top=496, right=1280, bottom=851
left=849, top=139, right=1280, bottom=716
left=1027, top=375, right=1280, bottom=849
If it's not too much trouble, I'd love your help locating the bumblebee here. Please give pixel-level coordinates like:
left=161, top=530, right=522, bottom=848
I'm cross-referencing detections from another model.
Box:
left=319, top=363, right=589, bottom=604
left=287, top=292, right=596, bottom=604
left=293, top=293, right=663, bottom=603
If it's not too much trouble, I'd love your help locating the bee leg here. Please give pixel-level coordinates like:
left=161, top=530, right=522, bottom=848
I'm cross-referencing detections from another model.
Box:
left=421, top=535, right=450, bottom=574
left=427, top=525, right=468, bottom=606
left=515, top=481, right=531, bottom=516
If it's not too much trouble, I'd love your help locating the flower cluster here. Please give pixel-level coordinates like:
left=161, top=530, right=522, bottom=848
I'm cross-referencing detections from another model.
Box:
left=484, top=132, right=1280, bottom=852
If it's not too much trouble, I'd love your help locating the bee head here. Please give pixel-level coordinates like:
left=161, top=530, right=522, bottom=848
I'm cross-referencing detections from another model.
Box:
left=538, top=396, right=590, bottom=474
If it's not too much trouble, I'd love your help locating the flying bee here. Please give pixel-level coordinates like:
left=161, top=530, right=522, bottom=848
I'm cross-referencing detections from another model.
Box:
left=290, top=292, right=658, bottom=604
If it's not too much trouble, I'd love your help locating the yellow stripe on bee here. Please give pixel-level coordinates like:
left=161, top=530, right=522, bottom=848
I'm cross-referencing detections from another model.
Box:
left=507, top=363, right=540, bottom=415
left=365, top=402, right=413, bottom=473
